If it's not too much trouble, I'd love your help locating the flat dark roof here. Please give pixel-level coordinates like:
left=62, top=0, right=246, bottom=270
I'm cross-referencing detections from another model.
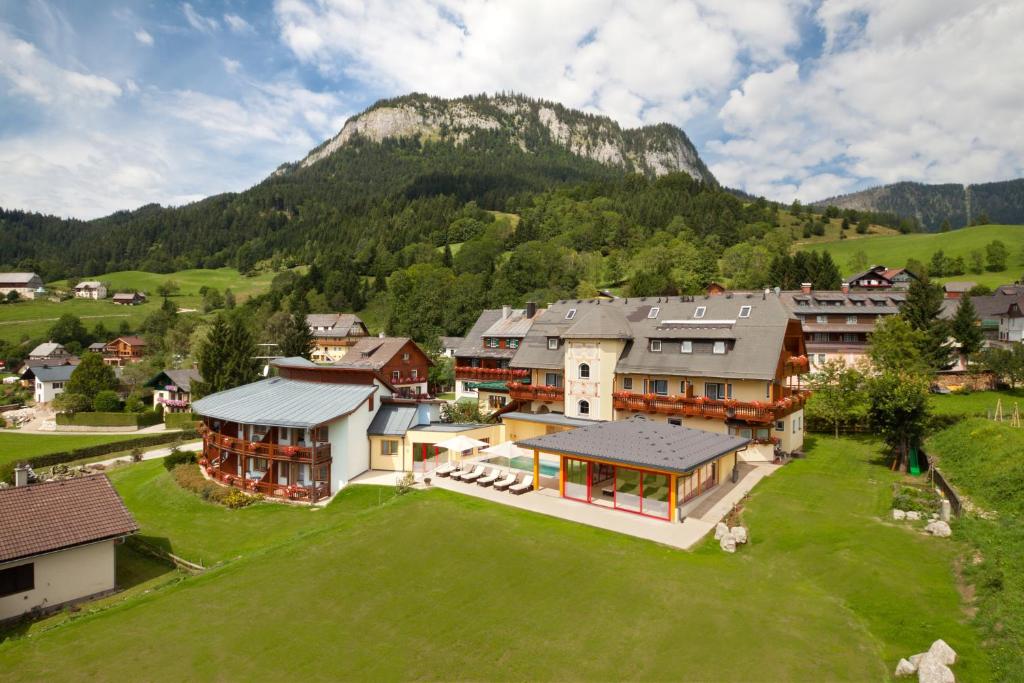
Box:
left=517, top=416, right=749, bottom=475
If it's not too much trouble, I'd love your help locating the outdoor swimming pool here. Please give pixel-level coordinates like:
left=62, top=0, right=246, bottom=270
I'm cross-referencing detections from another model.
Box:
left=483, top=455, right=560, bottom=477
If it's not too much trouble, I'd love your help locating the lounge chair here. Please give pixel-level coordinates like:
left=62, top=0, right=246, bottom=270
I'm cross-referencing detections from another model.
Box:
left=460, top=465, right=486, bottom=483
left=449, top=463, right=474, bottom=481
left=493, top=472, right=519, bottom=492
left=477, top=468, right=502, bottom=487
left=434, top=462, right=457, bottom=477
left=510, top=475, right=534, bottom=495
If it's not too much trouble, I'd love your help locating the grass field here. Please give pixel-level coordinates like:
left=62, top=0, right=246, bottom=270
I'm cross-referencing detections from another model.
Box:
left=0, top=432, right=140, bottom=467
left=0, top=436, right=987, bottom=680
left=797, top=224, right=1024, bottom=288
left=0, top=268, right=280, bottom=345
left=930, top=388, right=1024, bottom=418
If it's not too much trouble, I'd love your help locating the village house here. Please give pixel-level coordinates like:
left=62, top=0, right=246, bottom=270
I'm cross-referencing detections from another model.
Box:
left=102, top=336, right=147, bottom=366
left=779, top=284, right=906, bottom=370
left=27, top=342, right=72, bottom=362
left=0, top=272, right=44, bottom=300
left=452, top=305, right=538, bottom=407
left=331, top=336, right=432, bottom=398
left=994, top=297, right=1024, bottom=344
left=306, top=313, right=370, bottom=363
left=477, top=294, right=809, bottom=462
left=111, top=292, right=145, bottom=306
left=21, top=364, right=76, bottom=403
left=439, top=336, right=463, bottom=358
left=846, top=265, right=919, bottom=290
left=145, top=368, right=202, bottom=413
left=942, top=281, right=977, bottom=299
left=73, top=281, right=107, bottom=300
left=0, top=474, right=138, bottom=622
left=367, top=401, right=498, bottom=473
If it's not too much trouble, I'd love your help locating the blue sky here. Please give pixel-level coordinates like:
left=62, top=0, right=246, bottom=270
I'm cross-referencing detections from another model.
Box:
left=1, top=0, right=1021, bottom=219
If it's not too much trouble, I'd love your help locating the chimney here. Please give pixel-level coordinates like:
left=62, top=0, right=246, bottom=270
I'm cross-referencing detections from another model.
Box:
left=841, top=282, right=850, bottom=294
left=525, top=301, right=537, bottom=319
left=502, top=305, right=511, bottom=319
left=800, top=282, right=812, bottom=294
left=14, top=464, right=29, bottom=487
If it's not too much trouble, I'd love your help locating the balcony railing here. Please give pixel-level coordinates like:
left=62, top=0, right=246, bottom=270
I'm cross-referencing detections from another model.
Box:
left=454, top=366, right=530, bottom=381
left=612, top=390, right=810, bottom=423
left=202, top=462, right=330, bottom=502
left=204, top=430, right=331, bottom=464
left=782, top=353, right=810, bottom=375
left=508, top=382, right=565, bottom=402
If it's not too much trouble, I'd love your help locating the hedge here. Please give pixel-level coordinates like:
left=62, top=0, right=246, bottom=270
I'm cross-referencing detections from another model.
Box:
left=56, top=410, right=163, bottom=428
left=165, top=412, right=200, bottom=430
left=0, top=429, right=199, bottom=484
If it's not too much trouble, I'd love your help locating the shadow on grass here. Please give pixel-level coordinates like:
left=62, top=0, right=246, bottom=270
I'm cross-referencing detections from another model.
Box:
left=119, top=537, right=177, bottom=589
left=0, top=616, right=30, bottom=644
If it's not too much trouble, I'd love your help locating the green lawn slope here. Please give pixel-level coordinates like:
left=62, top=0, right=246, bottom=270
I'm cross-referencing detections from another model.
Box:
left=797, top=224, right=1024, bottom=287
left=0, top=437, right=988, bottom=680
left=0, top=432, right=140, bottom=468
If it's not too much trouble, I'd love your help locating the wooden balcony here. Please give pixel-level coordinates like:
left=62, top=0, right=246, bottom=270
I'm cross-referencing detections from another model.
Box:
left=508, top=382, right=565, bottom=402
left=202, top=463, right=330, bottom=502
left=455, top=366, right=530, bottom=381
left=612, top=390, right=810, bottom=423
left=204, top=430, right=331, bottom=464
left=781, top=353, right=811, bottom=376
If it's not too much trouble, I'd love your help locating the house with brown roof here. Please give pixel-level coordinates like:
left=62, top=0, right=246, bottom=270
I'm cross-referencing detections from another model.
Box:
left=306, top=313, right=370, bottom=362
left=332, top=337, right=432, bottom=398
left=102, top=336, right=147, bottom=366
left=0, top=474, right=138, bottom=622
left=846, top=265, right=919, bottom=290
left=0, top=272, right=43, bottom=300
left=111, top=292, right=145, bottom=305
left=452, top=304, right=539, bottom=405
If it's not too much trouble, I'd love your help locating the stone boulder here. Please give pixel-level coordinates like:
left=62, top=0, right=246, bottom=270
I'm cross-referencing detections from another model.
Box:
left=893, top=509, right=907, bottom=521
left=927, top=639, right=956, bottom=666
left=906, top=510, right=921, bottom=521
left=917, top=654, right=955, bottom=683
left=895, top=658, right=917, bottom=677
left=925, top=521, right=952, bottom=538
left=714, top=522, right=729, bottom=540
left=720, top=533, right=736, bottom=553
left=730, top=526, right=748, bottom=544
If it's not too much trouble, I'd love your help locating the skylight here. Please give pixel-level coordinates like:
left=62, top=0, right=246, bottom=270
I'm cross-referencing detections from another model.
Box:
left=738, top=305, right=751, bottom=318
left=693, top=306, right=706, bottom=319
left=565, top=308, right=577, bottom=320
left=647, top=307, right=660, bottom=319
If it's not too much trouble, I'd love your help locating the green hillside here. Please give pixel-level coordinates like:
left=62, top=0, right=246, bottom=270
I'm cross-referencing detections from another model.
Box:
left=797, top=224, right=1024, bottom=287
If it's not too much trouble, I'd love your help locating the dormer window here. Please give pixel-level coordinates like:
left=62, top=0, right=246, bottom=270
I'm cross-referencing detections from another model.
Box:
left=713, top=341, right=726, bottom=354
left=650, top=340, right=662, bottom=352
left=738, top=306, right=751, bottom=318
left=694, top=306, right=706, bottom=319
left=509, top=338, right=519, bottom=349
left=680, top=341, right=692, bottom=353
left=565, top=308, right=577, bottom=320
left=547, top=337, right=559, bottom=350
left=647, top=307, right=660, bottom=319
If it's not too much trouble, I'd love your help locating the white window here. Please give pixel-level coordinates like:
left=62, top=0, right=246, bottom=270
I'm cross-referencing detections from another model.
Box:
left=381, top=440, right=399, bottom=456
left=775, top=420, right=785, bottom=432
left=650, top=379, right=668, bottom=395
left=565, top=308, right=577, bottom=320
left=411, top=369, right=418, bottom=379
left=817, top=353, right=827, bottom=364
left=738, top=305, right=751, bottom=318
left=547, top=337, right=559, bottom=350
left=578, top=363, right=590, bottom=379
left=402, top=352, right=410, bottom=360
left=713, top=341, right=726, bottom=354
left=578, top=400, right=590, bottom=416
left=623, top=377, right=633, bottom=390
left=647, top=307, right=660, bottom=319
left=680, top=341, right=692, bottom=353
left=694, top=306, right=706, bottom=319
left=650, top=339, right=662, bottom=352
left=392, top=370, right=400, bottom=381
left=816, top=315, right=828, bottom=324
left=847, top=315, right=857, bottom=325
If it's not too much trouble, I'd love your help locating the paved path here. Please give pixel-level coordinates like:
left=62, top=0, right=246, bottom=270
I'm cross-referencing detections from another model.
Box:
left=16, top=422, right=182, bottom=435
left=353, top=463, right=782, bottom=551
left=87, top=440, right=202, bottom=469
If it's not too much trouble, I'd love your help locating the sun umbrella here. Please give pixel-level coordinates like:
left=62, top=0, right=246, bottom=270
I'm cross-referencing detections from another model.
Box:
left=434, top=435, right=489, bottom=460
left=482, top=440, right=530, bottom=460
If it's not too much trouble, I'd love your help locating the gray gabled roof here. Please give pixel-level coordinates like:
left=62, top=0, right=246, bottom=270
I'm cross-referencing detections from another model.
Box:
left=367, top=402, right=418, bottom=436
left=517, top=416, right=749, bottom=475
left=30, top=364, right=77, bottom=382
left=28, top=342, right=67, bottom=358
left=147, top=368, right=202, bottom=393
left=192, top=377, right=376, bottom=428
left=0, top=272, right=41, bottom=285
left=563, top=306, right=632, bottom=339
left=454, top=309, right=517, bottom=359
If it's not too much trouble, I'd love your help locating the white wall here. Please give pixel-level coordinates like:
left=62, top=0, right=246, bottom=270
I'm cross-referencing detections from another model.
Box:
left=0, top=540, right=116, bottom=622
left=325, top=392, right=380, bottom=492
left=34, top=379, right=64, bottom=404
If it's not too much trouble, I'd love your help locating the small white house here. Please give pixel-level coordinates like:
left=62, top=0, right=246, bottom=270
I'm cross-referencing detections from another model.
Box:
left=0, top=272, right=43, bottom=300
left=998, top=301, right=1024, bottom=343
left=73, top=281, right=107, bottom=300
left=0, top=474, right=138, bottom=623
left=27, top=364, right=76, bottom=403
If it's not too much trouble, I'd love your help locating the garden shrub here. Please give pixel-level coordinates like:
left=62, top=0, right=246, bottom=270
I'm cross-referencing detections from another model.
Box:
left=891, top=484, right=940, bottom=513
left=163, top=448, right=197, bottom=471
left=170, top=463, right=260, bottom=508
left=164, top=412, right=200, bottom=430
left=92, top=390, right=121, bottom=412
left=56, top=411, right=161, bottom=428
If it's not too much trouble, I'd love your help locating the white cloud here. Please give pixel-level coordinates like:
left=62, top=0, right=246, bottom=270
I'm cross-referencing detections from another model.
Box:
left=222, top=57, right=241, bottom=74
left=134, top=29, right=154, bottom=46
left=224, top=13, right=255, bottom=34
left=0, top=28, right=122, bottom=107
left=708, top=0, right=1024, bottom=202
left=182, top=3, right=219, bottom=33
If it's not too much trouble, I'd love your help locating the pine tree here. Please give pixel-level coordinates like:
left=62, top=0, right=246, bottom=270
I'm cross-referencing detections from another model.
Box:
left=193, top=314, right=259, bottom=397
left=442, top=243, right=453, bottom=267
left=901, top=279, right=951, bottom=370
left=65, top=352, right=119, bottom=398
left=815, top=251, right=842, bottom=289
left=279, top=311, right=314, bottom=359
left=951, top=297, right=983, bottom=358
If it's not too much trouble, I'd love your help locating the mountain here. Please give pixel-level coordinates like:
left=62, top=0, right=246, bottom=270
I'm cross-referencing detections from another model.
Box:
left=0, top=93, right=721, bottom=280
left=291, top=93, right=716, bottom=184
left=813, top=178, right=1024, bottom=230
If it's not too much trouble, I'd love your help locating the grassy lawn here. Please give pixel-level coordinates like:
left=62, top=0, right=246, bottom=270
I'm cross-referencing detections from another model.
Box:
left=930, top=388, right=1024, bottom=418
left=0, top=435, right=987, bottom=680
left=0, top=432, right=141, bottom=467
left=0, top=268, right=281, bottom=345
left=796, top=224, right=1024, bottom=287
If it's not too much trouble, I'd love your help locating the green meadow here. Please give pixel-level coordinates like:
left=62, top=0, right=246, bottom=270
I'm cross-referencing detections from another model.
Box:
left=0, top=432, right=140, bottom=468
